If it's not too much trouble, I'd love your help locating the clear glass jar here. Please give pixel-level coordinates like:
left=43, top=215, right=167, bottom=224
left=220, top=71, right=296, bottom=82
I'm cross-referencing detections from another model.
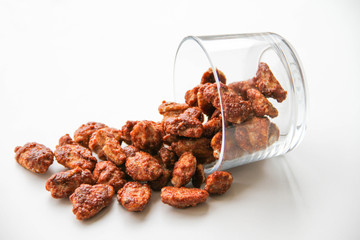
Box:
left=173, top=32, right=307, bottom=174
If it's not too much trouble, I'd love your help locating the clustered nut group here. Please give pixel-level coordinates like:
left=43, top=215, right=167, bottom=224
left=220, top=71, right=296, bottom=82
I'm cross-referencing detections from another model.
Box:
left=14, top=62, right=286, bottom=220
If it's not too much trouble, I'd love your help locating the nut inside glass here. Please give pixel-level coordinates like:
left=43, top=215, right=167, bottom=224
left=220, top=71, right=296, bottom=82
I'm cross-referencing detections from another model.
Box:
left=173, top=32, right=308, bottom=174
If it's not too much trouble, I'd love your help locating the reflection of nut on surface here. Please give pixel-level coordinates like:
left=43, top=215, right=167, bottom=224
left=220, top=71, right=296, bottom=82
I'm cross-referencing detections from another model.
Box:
left=14, top=142, right=54, bottom=174
left=45, top=167, right=95, bottom=199
left=69, top=184, right=114, bottom=220
left=161, top=186, right=209, bottom=208
left=117, top=182, right=151, bottom=212
left=204, top=171, right=233, bottom=195
left=234, top=117, right=270, bottom=153
left=171, top=152, right=197, bottom=187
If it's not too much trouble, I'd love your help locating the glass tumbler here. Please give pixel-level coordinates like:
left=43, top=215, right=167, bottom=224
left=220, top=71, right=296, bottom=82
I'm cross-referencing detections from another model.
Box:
left=173, top=32, right=307, bottom=174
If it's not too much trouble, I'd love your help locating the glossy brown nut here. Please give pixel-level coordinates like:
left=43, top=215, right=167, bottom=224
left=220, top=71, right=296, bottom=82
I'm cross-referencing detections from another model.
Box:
left=203, top=116, right=222, bottom=138
left=210, top=131, right=222, bottom=159
left=192, top=164, right=205, bottom=188
left=219, top=86, right=252, bottom=124
left=254, top=62, right=287, bottom=103
left=185, top=85, right=200, bottom=107
left=89, top=128, right=126, bottom=166
left=74, top=122, right=107, bottom=148
left=130, top=120, right=163, bottom=153
left=171, top=152, right=197, bottom=187
left=55, top=144, right=97, bottom=171
left=125, top=151, right=163, bottom=181
left=45, top=167, right=95, bottom=199
left=149, top=168, right=172, bottom=191
left=200, top=68, right=227, bottom=85
left=204, top=171, right=233, bottom=195
left=228, top=79, right=254, bottom=99
left=102, top=127, right=122, bottom=143
left=197, top=83, right=216, bottom=116
left=234, top=117, right=270, bottom=153
left=158, top=145, right=177, bottom=169
left=162, top=133, right=180, bottom=145
left=93, top=161, right=126, bottom=192
left=58, top=134, right=77, bottom=146
left=246, top=88, right=278, bottom=118
left=161, top=186, right=209, bottom=208
left=122, top=145, right=140, bottom=158
left=117, top=182, right=151, bottom=212
left=163, top=115, right=203, bottom=138
left=120, top=121, right=139, bottom=145
left=69, top=184, right=114, bottom=220
left=181, top=107, right=204, bottom=123
left=171, top=138, right=215, bottom=164
left=268, top=122, right=280, bottom=146
left=223, top=127, right=245, bottom=160
left=14, top=142, right=54, bottom=174
left=158, top=101, right=189, bottom=115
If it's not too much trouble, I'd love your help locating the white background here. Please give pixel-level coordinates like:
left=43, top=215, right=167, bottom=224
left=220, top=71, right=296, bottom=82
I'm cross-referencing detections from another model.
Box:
left=1, top=0, right=359, bottom=239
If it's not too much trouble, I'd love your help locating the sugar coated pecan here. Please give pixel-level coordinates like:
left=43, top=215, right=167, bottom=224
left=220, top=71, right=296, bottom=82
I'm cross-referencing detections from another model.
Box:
left=171, top=138, right=215, bottom=164
left=234, top=117, right=270, bottom=153
left=158, top=101, right=189, bottom=115
left=204, top=171, right=233, bottom=195
left=210, top=131, right=222, bottom=159
left=203, top=116, right=222, bottom=138
left=55, top=144, right=97, bottom=171
left=149, top=168, right=172, bottom=191
left=14, top=142, right=54, bottom=174
left=122, top=145, right=140, bottom=158
left=268, top=122, right=280, bottom=146
left=254, top=62, right=287, bottom=102
left=200, top=68, right=227, bottom=85
left=185, top=85, right=200, bottom=107
left=69, top=184, right=114, bottom=220
left=163, top=115, right=203, bottom=138
left=93, top=161, right=126, bottom=192
left=130, top=120, right=163, bottom=152
left=89, top=128, right=126, bottom=166
left=161, top=186, right=209, bottom=208
left=192, top=164, right=205, bottom=188
left=171, top=152, right=197, bottom=187
left=74, top=122, right=107, bottom=148
left=58, top=134, right=77, bottom=146
left=228, top=79, right=254, bottom=99
left=197, top=83, right=216, bottom=116
left=125, top=151, right=163, bottom=181
left=158, top=145, right=177, bottom=169
left=45, top=167, right=95, bottom=199
left=246, top=88, right=278, bottom=118
left=117, top=182, right=151, bottom=212
left=120, top=121, right=139, bottom=145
